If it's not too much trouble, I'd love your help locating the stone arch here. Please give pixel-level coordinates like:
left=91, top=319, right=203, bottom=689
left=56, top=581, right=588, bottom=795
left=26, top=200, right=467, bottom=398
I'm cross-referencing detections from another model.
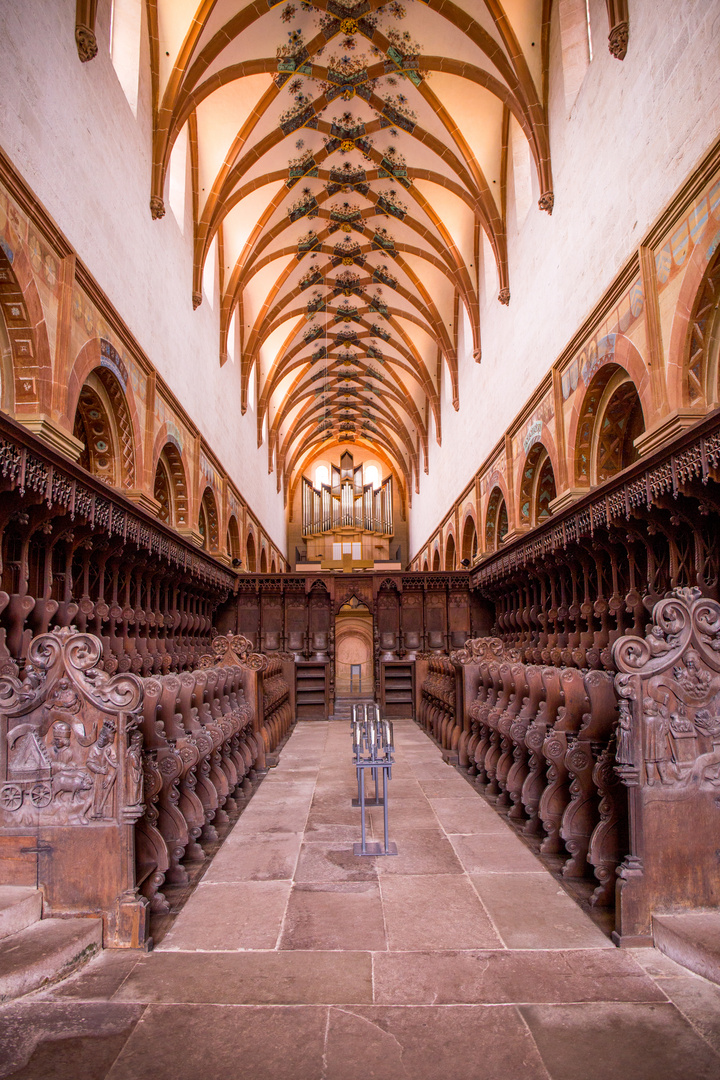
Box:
left=226, top=514, right=241, bottom=563
left=422, top=557, right=429, bottom=572
left=674, top=246, right=720, bottom=410
left=0, top=307, right=14, bottom=413
left=73, top=367, right=136, bottom=489
left=518, top=442, right=558, bottom=527
left=271, top=557, right=277, bottom=573
left=667, top=227, right=720, bottom=410
left=335, top=597, right=374, bottom=697
left=485, top=486, right=508, bottom=552
left=461, top=511, right=478, bottom=564
left=153, top=441, right=189, bottom=528
left=571, top=362, right=646, bottom=487
left=246, top=529, right=257, bottom=572
left=68, top=340, right=141, bottom=489
left=198, top=486, right=219, bottom=552
left=445, top=531, right=456, bottom=571
left=0, top=230, right=53, bottom=416
left=259, top=546, right=268, bottom=573
left=432, top=546, right=441, bottom=571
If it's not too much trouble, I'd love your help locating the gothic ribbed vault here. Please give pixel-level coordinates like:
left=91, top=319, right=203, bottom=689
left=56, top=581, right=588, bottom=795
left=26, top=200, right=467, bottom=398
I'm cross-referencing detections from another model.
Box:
left=148, top=0, right=553, bottom=502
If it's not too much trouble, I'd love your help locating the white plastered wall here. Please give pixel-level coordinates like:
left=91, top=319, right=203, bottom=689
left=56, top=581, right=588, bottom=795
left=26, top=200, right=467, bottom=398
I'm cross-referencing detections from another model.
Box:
left=0, top=0, right=286, bottom=554
left=410, top=0, right=720, bottom=555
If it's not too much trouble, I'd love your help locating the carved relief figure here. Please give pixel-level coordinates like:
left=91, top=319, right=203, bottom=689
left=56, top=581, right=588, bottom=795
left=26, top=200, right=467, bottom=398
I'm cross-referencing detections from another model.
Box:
left=614, top=588, right=720, bottom=794
left=616, top=698, right=633, bottom=766
left=642, top=698, right=676, bottom=785
left=0, top=628, right=144, bottom=826
left=86, top=720, right=118, bottom=819
left=125, top=730, right=144, bottom=810
left=48, top=721, right=75, bottom=769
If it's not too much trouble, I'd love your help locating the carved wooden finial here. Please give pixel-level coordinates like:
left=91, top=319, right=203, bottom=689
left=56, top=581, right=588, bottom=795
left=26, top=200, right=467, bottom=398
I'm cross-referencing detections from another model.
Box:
left=198, top=633, right=268, bottom=671
left=451, top=636, right=521, bottom=665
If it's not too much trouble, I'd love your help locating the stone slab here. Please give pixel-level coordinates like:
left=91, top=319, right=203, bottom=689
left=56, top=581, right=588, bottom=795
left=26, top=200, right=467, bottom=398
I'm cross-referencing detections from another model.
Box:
left=114, top=950, right=373, bottom=1005
left=157, top=881, right=291, bottom=952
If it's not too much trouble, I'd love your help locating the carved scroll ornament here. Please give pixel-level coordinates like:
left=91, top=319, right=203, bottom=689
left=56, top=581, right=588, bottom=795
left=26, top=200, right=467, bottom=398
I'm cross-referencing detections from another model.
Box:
left=198, top=633, right=269, bottom=671
left=451, top=636, right=521, bottom=665
left=0, top=627, right=144, bottom=826
left=613, top=587, right=720, bottom=797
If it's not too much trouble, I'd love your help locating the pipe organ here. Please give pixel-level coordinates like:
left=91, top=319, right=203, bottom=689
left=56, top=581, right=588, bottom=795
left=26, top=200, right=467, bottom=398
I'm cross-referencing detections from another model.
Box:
left=301, top=452, right=393, bottom=540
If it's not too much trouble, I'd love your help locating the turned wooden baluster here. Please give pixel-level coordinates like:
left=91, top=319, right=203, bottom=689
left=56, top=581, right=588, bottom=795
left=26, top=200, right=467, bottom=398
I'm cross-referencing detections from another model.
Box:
left=495, top=663, right=528, bottom=808
left=561, top=670, right=618, bottom=881
left=485, top=663, right=514, bottom=798
left=540, top=667, right=587, bottom=859
left=135, top=677, right=170, bottom=913
left=473, top=661, right=501, bottom=786
left=202, top=669, right=231, bottom=826
left=535, top=667, right=569, bottom=853
left=520, top=666, right=550, bottom=834
left=524, top=665, right=561, bottom=851
left=588, top=730, right=627, bottom=907
left=173, top=671, right=207, bottom=862
left=154, top=674, right=191, bottom=884
left=215, top=668, right=240, bottom=812
left=458, top=659, right=483, bottom=770
left=505, top=664, right=533, bottom=821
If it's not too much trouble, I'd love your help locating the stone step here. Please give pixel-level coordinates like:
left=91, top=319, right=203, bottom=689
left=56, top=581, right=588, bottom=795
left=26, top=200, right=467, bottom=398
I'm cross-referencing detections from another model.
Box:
left=332, top=699, right=375, bottom=720
left=653, top=912, right=720, bottom=985
left=0, top=916, right=102, bottom=1002
left=0, top=887, right=42, bottom=942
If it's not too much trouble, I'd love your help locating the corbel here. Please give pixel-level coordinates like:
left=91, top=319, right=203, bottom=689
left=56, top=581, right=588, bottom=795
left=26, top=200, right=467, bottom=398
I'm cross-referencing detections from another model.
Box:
left=75, top=0, right=99, bottom=62
left=606, top=0, right=629, bottom=60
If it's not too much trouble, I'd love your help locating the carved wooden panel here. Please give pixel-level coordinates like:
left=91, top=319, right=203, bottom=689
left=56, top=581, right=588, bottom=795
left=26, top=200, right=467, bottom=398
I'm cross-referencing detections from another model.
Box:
left=613, top=587, right=720, bottom=940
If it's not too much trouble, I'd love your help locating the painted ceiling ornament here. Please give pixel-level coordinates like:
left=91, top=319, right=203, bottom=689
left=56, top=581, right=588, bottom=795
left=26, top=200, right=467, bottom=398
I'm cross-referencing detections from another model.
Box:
left=156, top=0, right=555, bottom=494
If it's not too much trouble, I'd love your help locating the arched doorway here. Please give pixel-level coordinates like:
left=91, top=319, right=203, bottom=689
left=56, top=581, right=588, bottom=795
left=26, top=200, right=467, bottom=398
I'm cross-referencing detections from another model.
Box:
left=334, top=596, right=374, bottom=703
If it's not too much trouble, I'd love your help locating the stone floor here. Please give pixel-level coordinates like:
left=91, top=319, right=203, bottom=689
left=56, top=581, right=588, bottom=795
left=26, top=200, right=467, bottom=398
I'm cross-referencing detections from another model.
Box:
left=2, top=720, right=720, bottom=1079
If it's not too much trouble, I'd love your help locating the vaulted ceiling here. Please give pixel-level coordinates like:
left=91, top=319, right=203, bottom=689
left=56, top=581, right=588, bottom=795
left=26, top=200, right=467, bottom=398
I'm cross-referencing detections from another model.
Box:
left=147, top=0, right=553, bottom=505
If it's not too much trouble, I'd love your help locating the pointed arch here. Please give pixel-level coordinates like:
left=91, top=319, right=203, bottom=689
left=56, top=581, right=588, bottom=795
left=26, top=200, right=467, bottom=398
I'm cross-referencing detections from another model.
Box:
left=198, top=486, right=219, bottom=552
left=153, top=441, right=189, bottom=529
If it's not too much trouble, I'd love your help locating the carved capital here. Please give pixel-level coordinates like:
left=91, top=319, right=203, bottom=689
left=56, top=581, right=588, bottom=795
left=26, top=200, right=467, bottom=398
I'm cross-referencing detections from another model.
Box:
left=192, top=292, right=203, bottom=310
left=538, top=191, right=554, bottom=214
left=608, top=21, right=629, bottom=60
left=75, top=24, right=98, bottom=63
left=497, top=288, right=510, bottom=306
left=149, top=196, right=166, bottom=220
